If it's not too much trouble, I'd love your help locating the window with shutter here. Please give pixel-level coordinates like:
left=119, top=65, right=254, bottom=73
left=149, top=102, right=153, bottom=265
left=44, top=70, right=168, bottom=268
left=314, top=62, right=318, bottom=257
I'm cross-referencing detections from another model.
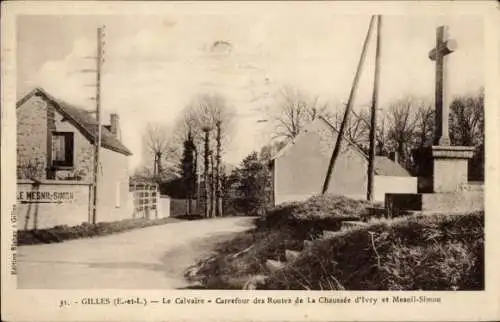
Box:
left=51, top=132, right=74, bottom=168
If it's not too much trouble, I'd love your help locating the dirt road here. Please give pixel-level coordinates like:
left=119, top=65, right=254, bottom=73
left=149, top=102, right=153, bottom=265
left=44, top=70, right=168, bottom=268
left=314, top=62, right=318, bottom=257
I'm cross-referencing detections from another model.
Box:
left=17, top=217, right=255, bottom=289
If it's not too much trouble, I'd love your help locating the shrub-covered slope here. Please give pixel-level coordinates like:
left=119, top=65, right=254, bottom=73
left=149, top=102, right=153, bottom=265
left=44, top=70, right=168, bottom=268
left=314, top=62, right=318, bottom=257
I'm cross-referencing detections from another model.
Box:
left=263, top=211, right=484, bottom=290
left=186, top=194, right=484, bottom=291
left=186, top=194, right=377, bottom=288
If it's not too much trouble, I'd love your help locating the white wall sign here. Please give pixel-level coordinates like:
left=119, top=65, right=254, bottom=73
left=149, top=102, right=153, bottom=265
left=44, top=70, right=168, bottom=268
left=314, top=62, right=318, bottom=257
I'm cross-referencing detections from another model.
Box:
left=17, top=191, right=75, bottom=203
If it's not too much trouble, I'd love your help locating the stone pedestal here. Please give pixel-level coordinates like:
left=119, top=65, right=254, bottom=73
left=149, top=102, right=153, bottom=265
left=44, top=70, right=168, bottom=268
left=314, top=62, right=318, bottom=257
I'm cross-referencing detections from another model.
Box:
left=430, top=145, right=475, bottom=193
left=413, top=145, right=475, bottom=193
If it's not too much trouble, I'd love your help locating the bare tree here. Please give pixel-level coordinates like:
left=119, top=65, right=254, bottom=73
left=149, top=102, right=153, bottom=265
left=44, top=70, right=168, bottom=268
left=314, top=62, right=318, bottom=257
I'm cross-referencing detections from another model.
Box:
left=450, top=88, right=485, bottom=181
left=382, top=96, right=438, bottom=170
left=450, top=88, right=484, bottom=147
left=202, top=126, right=211, bottom=218
left=384, top=97, right=421, bottom=168
left=329, top=106, right=371, bottom=151
left=270, top=86, right=326, bottom=140
left=413, top=99, right=434, bottom=148
left=143, top=122, right=173, bottom=179
left=182, top=92, right=235, bottom=217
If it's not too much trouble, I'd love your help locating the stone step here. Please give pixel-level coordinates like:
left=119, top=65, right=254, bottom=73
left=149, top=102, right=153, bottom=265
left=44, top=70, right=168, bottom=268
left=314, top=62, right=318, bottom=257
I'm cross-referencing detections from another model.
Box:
left=284, top=249, right=301, bottom=263
left=367, top=206, right=387, bottom=218
left=321, top=230, right=340, bottom=239
left=265, top=259, right=286, bottom=273
left=341, top=221, right=368, bottom=231
left=400, top=210, right=422, bottom=216
left=242, top=274, right=269, bottom=290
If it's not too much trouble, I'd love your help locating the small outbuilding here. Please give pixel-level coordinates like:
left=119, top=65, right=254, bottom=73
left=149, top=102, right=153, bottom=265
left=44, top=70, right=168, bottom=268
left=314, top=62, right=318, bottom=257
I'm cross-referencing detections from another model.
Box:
left=269, top=116, right=417, bottom=205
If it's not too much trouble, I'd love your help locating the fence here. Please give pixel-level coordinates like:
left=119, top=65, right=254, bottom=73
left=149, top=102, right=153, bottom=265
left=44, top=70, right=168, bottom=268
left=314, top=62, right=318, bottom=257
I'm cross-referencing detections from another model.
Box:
left=129, top=182, right=159, bottom=219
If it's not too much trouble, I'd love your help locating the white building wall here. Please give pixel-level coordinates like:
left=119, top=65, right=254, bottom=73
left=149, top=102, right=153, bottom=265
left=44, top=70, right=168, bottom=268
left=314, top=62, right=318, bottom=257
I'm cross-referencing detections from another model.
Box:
left=159, top=196, right=171, bottom=218
left=373, top=175, right=418, bottom=203
left=96, top=148, right=133, bottom=223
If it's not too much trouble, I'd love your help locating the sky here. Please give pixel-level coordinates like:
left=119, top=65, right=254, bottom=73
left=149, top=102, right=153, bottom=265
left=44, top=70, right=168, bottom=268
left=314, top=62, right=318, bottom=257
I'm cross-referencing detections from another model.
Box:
left=16, top=13, right=484, bottom=170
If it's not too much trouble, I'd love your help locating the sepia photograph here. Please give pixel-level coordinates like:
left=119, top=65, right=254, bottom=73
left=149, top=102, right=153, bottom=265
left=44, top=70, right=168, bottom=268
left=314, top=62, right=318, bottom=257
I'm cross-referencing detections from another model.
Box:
left=2, top=1, right=499, bottom=321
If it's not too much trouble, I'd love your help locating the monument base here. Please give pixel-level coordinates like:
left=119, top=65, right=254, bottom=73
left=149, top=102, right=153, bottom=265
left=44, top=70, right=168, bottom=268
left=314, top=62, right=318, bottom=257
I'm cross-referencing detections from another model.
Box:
left=413, top=145, right=476, bottom=193
left=385, top=190, right=484, bottom=218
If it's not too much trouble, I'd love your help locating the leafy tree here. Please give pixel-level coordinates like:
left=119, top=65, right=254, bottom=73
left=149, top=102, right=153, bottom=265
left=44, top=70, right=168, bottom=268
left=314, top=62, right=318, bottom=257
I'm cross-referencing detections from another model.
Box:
left=259, top=140, right=287, bottom=162
left=181, top=130, right=197, bottom=213
left=228, top=152, right=272, bottom=215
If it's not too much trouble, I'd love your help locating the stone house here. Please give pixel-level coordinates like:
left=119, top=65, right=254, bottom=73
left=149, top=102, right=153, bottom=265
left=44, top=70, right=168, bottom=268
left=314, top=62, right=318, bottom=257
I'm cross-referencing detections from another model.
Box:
left=16, top=87, right=133, bottom=227
left=269, top=116, right=417, bottom=205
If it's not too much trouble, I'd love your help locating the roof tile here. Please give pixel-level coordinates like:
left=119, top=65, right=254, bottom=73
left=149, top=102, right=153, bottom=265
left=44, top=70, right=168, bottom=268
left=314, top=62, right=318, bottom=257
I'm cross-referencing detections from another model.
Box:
left=17, top=88, right=132, bottom=156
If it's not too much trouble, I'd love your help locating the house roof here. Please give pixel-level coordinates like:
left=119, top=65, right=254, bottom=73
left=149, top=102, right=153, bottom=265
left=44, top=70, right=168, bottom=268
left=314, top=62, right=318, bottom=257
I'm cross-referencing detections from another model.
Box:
left=16, top=87, right=132, bottom=156
left=270, top=115, right=411, bottom=177
left=373, top=156, right=411, bottom=177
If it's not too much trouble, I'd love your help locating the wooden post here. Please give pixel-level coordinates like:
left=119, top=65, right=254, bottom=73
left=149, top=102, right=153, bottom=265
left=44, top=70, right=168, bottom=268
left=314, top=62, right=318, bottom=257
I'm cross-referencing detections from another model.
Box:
left=367, top=15, right=382, bottom=201
left=92, top=26, right=104, bottom=224
left=322, top=16, right=376, bottom=194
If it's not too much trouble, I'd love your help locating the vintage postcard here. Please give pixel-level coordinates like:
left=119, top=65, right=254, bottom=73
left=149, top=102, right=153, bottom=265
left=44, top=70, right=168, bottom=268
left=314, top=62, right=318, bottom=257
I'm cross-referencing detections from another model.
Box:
left=1, top=1, right=499, bottom=321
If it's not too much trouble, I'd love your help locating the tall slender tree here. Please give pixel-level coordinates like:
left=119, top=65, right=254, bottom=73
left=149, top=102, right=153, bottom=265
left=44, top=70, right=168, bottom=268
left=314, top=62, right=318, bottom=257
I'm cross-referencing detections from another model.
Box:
left=202, top=126, right=211, bottom=218
left=215, top=120, right=223, bottom=216
left=181, top=130, right=197, bottom=215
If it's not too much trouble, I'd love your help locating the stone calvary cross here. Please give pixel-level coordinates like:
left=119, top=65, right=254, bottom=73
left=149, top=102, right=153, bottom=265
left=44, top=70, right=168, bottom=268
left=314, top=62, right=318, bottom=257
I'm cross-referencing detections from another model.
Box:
left=428, top=25, right=457, bottom=146
left=384, top=24, right=482, bottom=218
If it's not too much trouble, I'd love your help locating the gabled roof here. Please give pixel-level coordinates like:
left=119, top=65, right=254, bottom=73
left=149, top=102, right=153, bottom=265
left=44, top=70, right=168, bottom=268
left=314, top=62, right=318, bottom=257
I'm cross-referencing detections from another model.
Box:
left=373, top=156, right=411, bottom=177
left=16, top=87, right=132, bottom=156
left=270, top=115, right=411, bottom=177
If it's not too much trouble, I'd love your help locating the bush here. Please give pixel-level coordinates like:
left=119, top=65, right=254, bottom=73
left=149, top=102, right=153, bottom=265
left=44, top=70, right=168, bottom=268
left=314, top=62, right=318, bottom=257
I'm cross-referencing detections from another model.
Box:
left=259, top=194, right=374, bottom=238
left=263, top=211, right=484, bottom=290
left=186, top=195, right=377, bottom=288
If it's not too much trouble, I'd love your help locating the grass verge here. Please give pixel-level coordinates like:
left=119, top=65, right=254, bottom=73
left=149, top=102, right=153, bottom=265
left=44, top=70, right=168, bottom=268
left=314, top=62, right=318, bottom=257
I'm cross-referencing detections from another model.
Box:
left=185, top=194, right=376, bottom=289
left=18, top=217, right=181, bottom=246
left=186, top=224, right=303, bottom=289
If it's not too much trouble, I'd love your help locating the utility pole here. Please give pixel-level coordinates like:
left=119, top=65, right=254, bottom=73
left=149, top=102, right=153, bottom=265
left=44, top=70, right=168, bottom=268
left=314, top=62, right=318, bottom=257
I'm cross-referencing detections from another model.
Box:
left=367, top=15, right=382, bottom=201
left=322, top=16, right=376, bottom=194
left=91, top=26, right=105, bottom=224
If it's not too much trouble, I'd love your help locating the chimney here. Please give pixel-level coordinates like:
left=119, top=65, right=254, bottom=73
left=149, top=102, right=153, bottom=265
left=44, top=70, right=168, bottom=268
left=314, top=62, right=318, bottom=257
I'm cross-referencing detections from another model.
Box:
left=110, top=113, right=121, bottom=140
left=389, top=151, right=399, bottom=164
